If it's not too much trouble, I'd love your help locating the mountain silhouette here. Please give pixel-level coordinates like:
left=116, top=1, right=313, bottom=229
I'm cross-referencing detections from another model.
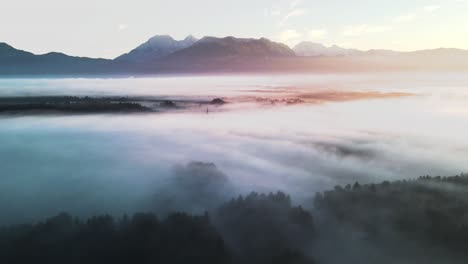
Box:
left=1, top=36, right=468, bottom=75
left=167, top=36, right=295, bottom=58
left=294, top=42, right=363, bottom=57
left=115, top=35, right=198, bottom=62
left=0, top=42, right=111, bottom=75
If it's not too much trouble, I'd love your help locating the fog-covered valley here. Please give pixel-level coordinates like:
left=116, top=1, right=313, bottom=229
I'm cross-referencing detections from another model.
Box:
left=0, top=74, right=467, bottom=224
left=2, top=74, right=468, bottom=263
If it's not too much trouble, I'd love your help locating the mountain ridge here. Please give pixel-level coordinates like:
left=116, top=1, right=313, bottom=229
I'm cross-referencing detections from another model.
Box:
left=293, top=41, right=468, bottom=57
left=0, top=43, right=112, bottom=75
left=166, top=36, right=296, bottom=59
left=293, top=42, right=363, bottom=57
left=115, top=35, right=198, bottom=62
left=1, top=36, right=468, bottom=75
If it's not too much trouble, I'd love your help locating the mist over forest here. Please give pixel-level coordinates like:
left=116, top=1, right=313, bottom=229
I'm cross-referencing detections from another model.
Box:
left=2, top=0, right=468, bottom=261
left=0, top=74, right=467, bottom=263
left=2, top=165, right=468, bottom=264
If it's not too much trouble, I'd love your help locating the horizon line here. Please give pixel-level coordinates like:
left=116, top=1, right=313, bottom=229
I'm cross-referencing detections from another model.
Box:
left=1, top=35, right=467, bottom=60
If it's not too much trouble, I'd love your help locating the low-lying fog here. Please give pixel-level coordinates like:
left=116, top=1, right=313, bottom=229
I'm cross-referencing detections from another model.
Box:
left=1, top=73, right=468, bottom=225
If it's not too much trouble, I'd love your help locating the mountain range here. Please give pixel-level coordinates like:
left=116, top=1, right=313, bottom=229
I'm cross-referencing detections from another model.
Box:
left=1, top=35, right=468, bottom=75
left=115, top=35, right=198, bottom=63
left=293, top=41, right=468, bottom=61
left=293, top=42, right=364, bottom=57
left=0, top=42, right=111, bottom=75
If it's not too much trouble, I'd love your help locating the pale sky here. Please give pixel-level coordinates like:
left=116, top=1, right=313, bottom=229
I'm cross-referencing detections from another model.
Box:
left=1, top=0, right=468, bottom=58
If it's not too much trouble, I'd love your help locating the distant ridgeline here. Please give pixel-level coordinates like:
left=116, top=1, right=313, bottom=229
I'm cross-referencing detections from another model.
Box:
left=2, top=36, right=468, bottom=75
left=0, top=37, right=296, bottom=75
left=1, top=174, right=468, bottom=264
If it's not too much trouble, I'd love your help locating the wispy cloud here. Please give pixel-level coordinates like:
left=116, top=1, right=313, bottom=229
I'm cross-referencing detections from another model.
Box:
left=272, top=0, right=308, bottom=27
left=424, top=5, right=441, bottom=12
left=279, top=9, right=307, bottom=26
left=343, top=24, right=393, bottom=37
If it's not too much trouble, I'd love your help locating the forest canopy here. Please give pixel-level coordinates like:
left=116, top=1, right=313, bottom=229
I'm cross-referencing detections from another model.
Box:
left=1, top=174, right=468, bottom=264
